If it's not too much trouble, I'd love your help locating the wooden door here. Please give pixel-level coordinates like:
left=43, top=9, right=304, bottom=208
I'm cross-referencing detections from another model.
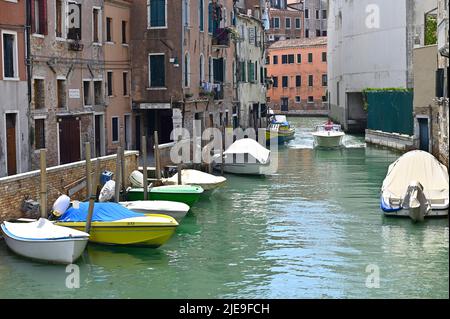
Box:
left=59, top=117, right=81, bottom=164
left=6, top=114, right=17, bottom=175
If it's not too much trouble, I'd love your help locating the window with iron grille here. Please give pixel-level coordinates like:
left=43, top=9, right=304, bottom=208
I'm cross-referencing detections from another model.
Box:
left=35, top=119, right=45, bottom=149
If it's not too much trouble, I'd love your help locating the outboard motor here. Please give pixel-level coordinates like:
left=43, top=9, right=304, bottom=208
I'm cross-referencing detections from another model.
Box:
left=402, top=181, right=431, bottom=222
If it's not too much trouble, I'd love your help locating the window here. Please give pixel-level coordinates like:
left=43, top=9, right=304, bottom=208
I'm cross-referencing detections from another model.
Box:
left=322, top=30, right=327, bottom=36
left=122, top=21, right=127, bottom=44
left=94, top=80, right=103, bottom=105
left=107, top=72, right=113, bottom=96
left=112, top=117, right=119, bottom=143
left=282, top=76, right=288, bottom=88
left=148, top=0, right=167, bottom=28
left=32, top=0, right=47, bottom=35
left=68, top=3, right=81, bottom=40
left=273, top=17, right=280, bottom=29
left=288, top=54, right=295, bottom=64
left=295, top=18, right=301, bottom=29
left=106, top=17, right=112, bottom=42
left=266, top=56, right=270, bottom=65
left=308, top=53, right=313, bottom=63
left=2, top=32, right=18, bottom=79
left=272, top=76, right=278, bottom=88
left=316, top=29, right=321, bottom=37
left=322, top=10, right=327, bottom=19
left=282, top=55, right=287, bottom=64
left=321, top=52, right=327, bottom=62
left=83, top=81, right=91, bottom=106
left=183, top=0, right=190, bottom=27
left=297, top=53, right=301, bottom=63
left=304, top=9, right=309, bottom=19
left=296, top=75, right=301, bottom=87
left=55, top=0, right=65, bottom=38
left=308, top=75, right=313, bottom=86
left=273, top=55, right=278, bottom=64
left=57, top=79, right=66, bottom=108
left=322, top=74, right=328, bottom=86
left=34, top=79, right=45, bottom=109
left=199, top=0, right=204, bottom=31
left=305, top=29, right=309, bottom=38
left=200, top=54, right=205, bottom=84
left=316, top=10, right=319, bottom=19
left=285, top=18, right=291, bottom=29
left=308, top=96, right=314, bottom=103
left=322, top=95, right=328, bottom=102
left=240, top=61, right=246, bottom=82
left=35, top=119, right=45, bottom=149
left=184, top=52, right=190, bottom=87
left=122, top=72, right=128, bottom=96
left=148, top=54, right=165, bottom=87
left=93, top=8, right=101, bottom=43
left=295, top=96, right=301, bottom=103
left=208, top=1, right=213, bottom=33
left=248, top=61, right=255, bottom=83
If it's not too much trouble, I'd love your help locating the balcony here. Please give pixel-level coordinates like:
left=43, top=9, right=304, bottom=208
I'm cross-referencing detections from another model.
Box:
left=212, top=28, right=231, bottom=48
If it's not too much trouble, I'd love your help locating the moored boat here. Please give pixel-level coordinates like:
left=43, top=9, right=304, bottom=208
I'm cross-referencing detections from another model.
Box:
left=120, top=200, right=190, bottom=221
left=162, top=169, right=227, bottom=191
left=55, top=202, right=178, bottom=247
left=126, top=185, right=204, bottom=207
left=1, top=218, right=89, bottom=264
left=266, top=115, right=295, bottom=144
left=311, top=120, right=345, bottom=148
left=380, top=150, right=449, bottom=221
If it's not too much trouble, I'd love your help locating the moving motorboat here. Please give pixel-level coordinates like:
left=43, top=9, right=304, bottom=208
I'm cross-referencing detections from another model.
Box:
left=311, top=120, right=345, bottom=148
left=266, top=114, right=295, bottom=144
left=55, top=202, right=178, bottom=247
left=126, top=185, right=204, bottom=206
left=213, top=138, right=274, bottom=175
left=119, top=200, right=190, bottom=222
left=380, top=150, right=449, bottom=221
left=1, top=218, right=89, bottom=264
left=162, top=169, right=227, bottom=191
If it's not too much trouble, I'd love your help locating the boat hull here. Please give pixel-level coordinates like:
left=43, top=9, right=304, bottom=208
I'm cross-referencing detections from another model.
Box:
left=126, top=189, right=202, bottom=206
left=54, top=220, right=177, bottom=247
left=266, top=129, right=295, bottom=144
left=120, top=201, right=190, bottom=221
left=1, top=224, right=88, bottom=264
left=312, top=133, right=344, bottom=148
left=218, top=162, right=271, bottom=175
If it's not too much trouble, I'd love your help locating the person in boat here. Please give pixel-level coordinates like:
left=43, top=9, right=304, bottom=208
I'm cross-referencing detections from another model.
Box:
left=324, top=119, right=333, bottom=131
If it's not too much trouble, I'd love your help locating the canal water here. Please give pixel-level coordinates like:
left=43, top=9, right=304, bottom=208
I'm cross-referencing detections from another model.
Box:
left=0, top=117, right=448, bottom=299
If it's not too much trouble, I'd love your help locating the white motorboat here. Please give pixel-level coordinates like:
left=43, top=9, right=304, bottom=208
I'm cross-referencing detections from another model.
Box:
left=213, top=138, right=274, bottom=175
left=162, top=169, right=227, bottom=191
left=0, top=218, right=89, bottom=264
left=311, top=122, right=345, bottom=148
left=381, top=150, right=449, bottom=220
left=119, top=200, right=190, bottom=221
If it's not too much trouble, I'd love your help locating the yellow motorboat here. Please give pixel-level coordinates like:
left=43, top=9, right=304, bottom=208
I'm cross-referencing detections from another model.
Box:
left=55, top=202, right=178, bottom=247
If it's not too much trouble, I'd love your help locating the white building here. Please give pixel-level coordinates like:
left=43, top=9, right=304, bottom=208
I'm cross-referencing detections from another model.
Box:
left=327, top=0, right=435, bottom=132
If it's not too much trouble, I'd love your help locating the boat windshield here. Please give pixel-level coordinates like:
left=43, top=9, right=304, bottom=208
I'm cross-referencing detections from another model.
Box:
left=315, top=124, right=342, bottom=132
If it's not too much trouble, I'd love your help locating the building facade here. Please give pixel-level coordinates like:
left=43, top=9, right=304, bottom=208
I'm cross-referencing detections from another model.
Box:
left=29, top=0, right=106, bottom=168
left=268, top=5, right=304, bottom=42
left=302, top=0, right=327, bottom=38
left=130, top=0, right=237, bottom=154
left=0, top=0, right=30, bottom=177
left=327, top=0, right=431, bottom=133
left=104, top=0, right=133, bottom=154
left=235, top=3, right=268, bottom=130
left=266, top=37, right=327, bottom=113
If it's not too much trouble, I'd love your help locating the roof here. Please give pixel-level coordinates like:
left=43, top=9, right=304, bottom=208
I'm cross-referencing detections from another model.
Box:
left=268, top=37, right=327, bottom=50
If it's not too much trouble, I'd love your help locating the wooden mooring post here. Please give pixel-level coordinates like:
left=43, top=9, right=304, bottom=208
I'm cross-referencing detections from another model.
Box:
left=154, top=131, right=161, bottom=180
left=142, top=136, right=148, bottom=200
left=85, top=142, right=92, bottom=199
left=115, top=146, right=122, bottom=202
left=39, top=149, right=47, bottom=218
left=85, top=158, right=101, bottom=233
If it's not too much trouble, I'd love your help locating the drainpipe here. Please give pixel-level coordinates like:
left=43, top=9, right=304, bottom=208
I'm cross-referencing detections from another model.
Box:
left=25, top=0, right=32, bottom=170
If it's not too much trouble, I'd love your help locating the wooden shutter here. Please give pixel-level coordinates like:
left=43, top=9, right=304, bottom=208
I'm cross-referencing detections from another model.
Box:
left=40, top=0, right=48, bottom=35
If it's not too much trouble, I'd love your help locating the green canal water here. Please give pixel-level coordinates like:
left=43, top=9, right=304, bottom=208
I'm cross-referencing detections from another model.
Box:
left=0, top=117, right=448, bottom=299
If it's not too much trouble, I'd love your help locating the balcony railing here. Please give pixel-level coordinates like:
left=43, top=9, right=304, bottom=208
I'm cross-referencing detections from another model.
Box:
left=212, top=28, right=231, bottom=48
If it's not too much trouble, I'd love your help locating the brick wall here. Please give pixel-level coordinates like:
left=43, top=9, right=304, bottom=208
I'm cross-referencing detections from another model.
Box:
left=0, top=151, right=139, bottom=222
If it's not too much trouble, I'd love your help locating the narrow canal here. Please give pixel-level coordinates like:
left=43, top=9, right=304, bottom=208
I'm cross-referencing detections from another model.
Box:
left=0, top=117, right=448, bottom=298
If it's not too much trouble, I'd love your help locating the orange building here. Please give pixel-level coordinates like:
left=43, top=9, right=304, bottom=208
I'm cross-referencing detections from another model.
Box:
left=266, top=37, right=327, bottom=112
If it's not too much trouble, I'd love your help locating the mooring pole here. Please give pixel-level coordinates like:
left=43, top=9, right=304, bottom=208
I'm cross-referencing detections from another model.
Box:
left=154, top=131, right=161, bottom=180
left=85, top=159, right=100, bottom=233
left=115, top=146, right=122, bottom=202
left=39, top=149, right=47, bottom=218
left=142, top=136, right=148, bottom=200
left=85, top=142, right=92, bottom=199
left=221, top=125, right=224, bottom=175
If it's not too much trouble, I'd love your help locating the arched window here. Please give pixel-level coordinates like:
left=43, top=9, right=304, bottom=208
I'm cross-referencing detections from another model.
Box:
left=199, top=0, right=204, bottom=31
left=199, top=54, right=205, bottom=84
left=184, top=52, right=190, bottom=87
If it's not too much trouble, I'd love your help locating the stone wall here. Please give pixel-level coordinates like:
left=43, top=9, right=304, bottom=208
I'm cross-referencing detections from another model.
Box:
left=365, top=129, right=414, bottom=151
left=0, top=151, right=139, bottom=222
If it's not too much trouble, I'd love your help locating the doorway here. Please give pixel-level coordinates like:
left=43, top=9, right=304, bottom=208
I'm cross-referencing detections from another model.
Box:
left=124, top=114, right=131, bottom=150
left=5, top=113, right=17, bottom=175
left=59, top=116, right=81, bottom=164
left=281, top=97, right=289, bottom=111
left=135, top=115, right=141, bottom=151
left=94, top=114, right=104, bottom=157
left=418, top=117, right=430, bottom=152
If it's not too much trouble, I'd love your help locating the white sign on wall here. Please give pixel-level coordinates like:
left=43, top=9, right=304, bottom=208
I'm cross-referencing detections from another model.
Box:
left=69, top=89, right=80, bottom=99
